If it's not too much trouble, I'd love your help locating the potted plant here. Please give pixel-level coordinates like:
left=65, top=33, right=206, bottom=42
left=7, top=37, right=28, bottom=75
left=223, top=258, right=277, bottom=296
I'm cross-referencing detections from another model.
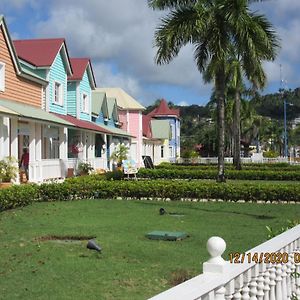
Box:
left=0, top=156, right=18, bottom=188
left=110, top=144, right=129, bottom=169
left=77, top=161, right=94, bottom=176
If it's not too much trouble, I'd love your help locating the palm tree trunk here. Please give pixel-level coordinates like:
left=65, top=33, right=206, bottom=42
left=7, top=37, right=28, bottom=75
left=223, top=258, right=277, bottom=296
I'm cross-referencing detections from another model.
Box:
left=233, top=90, right=242, bottom=170
left=216, top=69, right=226, bottom=182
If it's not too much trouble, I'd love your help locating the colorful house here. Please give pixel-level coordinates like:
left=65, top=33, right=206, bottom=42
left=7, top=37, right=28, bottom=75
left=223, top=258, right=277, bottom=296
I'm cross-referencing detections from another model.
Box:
left=142, top=115, right=171, bottom=165
left=0, top=16, right=75, bottom=183
left=91, top=91, right=133, bottom=169
left=96, top=88, right=145, bottom=166
left=13, top=37, right=127, bottom=177
left=145, top=99, right=180, bottom=163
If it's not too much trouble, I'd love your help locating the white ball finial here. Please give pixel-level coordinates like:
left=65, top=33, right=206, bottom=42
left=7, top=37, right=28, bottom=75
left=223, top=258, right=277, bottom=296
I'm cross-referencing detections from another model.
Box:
left=206, top=236, right=226, bottom=264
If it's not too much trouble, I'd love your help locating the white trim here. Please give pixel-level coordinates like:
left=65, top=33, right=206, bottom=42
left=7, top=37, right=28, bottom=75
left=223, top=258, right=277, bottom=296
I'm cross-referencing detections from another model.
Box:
left=0, top=62, right=5, bottom=91
left=53, top=81, right=63, bottom=106
left=81, top=92, right=89, bottom=114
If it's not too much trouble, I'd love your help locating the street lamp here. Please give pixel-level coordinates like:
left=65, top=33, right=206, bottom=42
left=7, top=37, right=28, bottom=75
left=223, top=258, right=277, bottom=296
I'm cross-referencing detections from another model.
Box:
left=283, top=98, right=288, bottom=158
left=283, top=97, right=294, bottom=158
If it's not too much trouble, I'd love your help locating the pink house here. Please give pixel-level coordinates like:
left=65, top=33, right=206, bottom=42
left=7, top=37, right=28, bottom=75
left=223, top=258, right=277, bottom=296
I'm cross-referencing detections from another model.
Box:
left=96, top=88, right=145, bottom=166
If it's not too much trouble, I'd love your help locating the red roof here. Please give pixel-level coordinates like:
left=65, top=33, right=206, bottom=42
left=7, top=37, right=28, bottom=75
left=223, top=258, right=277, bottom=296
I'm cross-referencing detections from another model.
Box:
left=148, top=99, right=180, bottom=117
left=68, top=58, right=89, bottom=81
left=13, top=38, right=66, bottom=67
left=142, top=115, right=152, bottom=138
left=52, top=113, right=112, bottom=134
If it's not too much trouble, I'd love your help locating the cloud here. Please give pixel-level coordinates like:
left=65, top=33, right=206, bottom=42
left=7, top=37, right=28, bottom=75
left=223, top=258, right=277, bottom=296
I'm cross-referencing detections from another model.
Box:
left=34, top=0, right=207, bottom=96
left=3, top=0, right=300, bottom=105
left=177, top=101, right=189, bottom=106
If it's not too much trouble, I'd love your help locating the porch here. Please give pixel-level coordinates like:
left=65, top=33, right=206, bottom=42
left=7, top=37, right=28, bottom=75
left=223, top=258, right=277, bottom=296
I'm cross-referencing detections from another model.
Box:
left=150, top=225, right=300, bottom=300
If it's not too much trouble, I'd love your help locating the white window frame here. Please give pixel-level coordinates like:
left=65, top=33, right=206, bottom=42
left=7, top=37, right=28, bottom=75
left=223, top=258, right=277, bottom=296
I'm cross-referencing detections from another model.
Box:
left=0, top=62, right=5, bottom=92
left=53, top=81, right=63, bottom=105
left=81, top=92, right=89, bottom=113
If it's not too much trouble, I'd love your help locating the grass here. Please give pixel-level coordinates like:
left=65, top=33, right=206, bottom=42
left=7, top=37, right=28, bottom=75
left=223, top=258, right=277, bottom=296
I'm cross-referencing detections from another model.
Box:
left=0, top=199, right=299, bottom=299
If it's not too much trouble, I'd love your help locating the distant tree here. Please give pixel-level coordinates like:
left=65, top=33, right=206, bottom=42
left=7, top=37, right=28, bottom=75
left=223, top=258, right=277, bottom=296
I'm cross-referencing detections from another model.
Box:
left=149, top=0, right=279, bottom=182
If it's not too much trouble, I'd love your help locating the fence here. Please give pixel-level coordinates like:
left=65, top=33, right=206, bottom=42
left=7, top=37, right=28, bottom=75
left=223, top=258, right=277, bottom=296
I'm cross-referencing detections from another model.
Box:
left=149, top=225, right=300, bottom=300
left=177, top=157, right=292, bottom=165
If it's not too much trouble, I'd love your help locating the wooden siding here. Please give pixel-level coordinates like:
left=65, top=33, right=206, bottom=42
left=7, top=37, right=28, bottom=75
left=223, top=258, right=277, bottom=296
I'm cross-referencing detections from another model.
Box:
left=118, top=111, right=127, bottom=131
left=67, top=82, right=76, bottom=117
left=79, top=70, right=91, bottom=121
left=128, top=111, right=140, bottom=139
left=96, top=110, right=105, bottom=124
left=0, top=26, right=42, bottom=107
left=49, top=50, right=67, bottom=115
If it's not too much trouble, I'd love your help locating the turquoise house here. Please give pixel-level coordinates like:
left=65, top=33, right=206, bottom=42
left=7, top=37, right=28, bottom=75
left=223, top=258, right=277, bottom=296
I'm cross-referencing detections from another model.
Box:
left=67, top=58, right=96, bottom=121
left=14, top=38, right=72, bottom=115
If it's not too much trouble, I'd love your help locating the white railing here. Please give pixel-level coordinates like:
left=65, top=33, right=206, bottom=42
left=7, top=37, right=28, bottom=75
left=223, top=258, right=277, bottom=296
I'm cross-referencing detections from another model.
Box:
left=149, top=225, right=300, bottom=300
left=177, top=157, right=291, bottom=165
left=29, top=159, right=66, bottom=182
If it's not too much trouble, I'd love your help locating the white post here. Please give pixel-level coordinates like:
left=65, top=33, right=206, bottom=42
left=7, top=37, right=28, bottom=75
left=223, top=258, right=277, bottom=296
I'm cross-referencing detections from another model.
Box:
left=269, top=266, right=276, bottom=300
left=29, top=121, right=36, bottom=182
left=263, top=266, right=271, bottom=300
left=257, top=264, right=265, bottom=300
left=59, top=127, right=68, bottom=160
left=3, top=117, right=10, bottom=157
left=82, top=131, right=87, bottom=161
left=59, top=127, right=68, bottom=178
left=10, top=118, right=18, bottom=159
left=233, top=275, right=243, bottom=300
left=0, top=116, right=3, bottom=159
left=242, top=269, right=251, bottom=300
left=203, top=237, right=228, bottom=300
left=249, top=265, right=259, bottom=300
left=35, top=124, right=42, bottom=182
left=275, top=264, right=283, bottom=299
left=10, top=118, right=19, bottom=183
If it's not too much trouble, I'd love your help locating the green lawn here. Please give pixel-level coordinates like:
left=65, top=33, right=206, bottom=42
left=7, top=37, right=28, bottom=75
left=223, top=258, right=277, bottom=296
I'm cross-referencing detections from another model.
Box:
left=0, top=199, right=299, bottom=300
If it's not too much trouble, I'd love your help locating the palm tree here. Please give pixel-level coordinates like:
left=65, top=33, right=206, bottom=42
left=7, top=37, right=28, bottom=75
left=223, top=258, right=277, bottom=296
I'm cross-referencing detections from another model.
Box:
left=148, top=0, right=279, bottom=182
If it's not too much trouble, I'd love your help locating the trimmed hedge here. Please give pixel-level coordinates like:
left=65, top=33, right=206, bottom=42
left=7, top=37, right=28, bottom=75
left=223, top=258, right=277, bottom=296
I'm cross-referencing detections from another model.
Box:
left=1, top=176, right=300, bottom=212
left=157, top=162, right=300, bottom=172
left=138, top=168, right=300, bottom=181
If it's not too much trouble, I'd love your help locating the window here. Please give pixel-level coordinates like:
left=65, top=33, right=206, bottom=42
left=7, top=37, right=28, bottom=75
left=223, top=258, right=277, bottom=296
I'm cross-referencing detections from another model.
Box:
left=0, top=63, right=5, bottom=92
left=53, top=82, right=63, bottom=105
left=169, top=146, right=173, bottom=157
left=160, top=145, right=164, bottom=158
left=82, top=93, right=89, bottom=113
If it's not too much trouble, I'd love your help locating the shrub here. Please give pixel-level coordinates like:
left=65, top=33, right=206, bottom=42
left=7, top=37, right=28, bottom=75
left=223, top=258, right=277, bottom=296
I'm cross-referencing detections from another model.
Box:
left=137, top=168, right=300, bottom=181
left=263, top=150, right=280, bottom=158
left=1, top=176, right=300, bottom=212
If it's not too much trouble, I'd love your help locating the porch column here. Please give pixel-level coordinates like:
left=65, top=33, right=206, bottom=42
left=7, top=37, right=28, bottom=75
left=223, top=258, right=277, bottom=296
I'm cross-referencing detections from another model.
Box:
left=10, top=118, right=19, bottom=183
left=10, top=118, right=18, bottom=159
left=29, top=121, right=36, bottom=182
left=59, top=127, right=68, bottom=159
left=0, top=116, right=3, bottom=159
left=3, top=117, right=9, bottom=158
left=87, top=133, right=94, bottom=160
left=59, top=127, right=68, bottom=178
left=82, top=131, right=87, bottom=161
left=35, top=124, right=42, bottom=182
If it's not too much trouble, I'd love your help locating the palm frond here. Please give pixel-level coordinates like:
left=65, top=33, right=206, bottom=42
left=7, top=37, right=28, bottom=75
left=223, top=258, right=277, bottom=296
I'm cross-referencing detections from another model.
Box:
left=148, top=0, right=197, bottom=10
left=154, top=6, right=200, bottom=64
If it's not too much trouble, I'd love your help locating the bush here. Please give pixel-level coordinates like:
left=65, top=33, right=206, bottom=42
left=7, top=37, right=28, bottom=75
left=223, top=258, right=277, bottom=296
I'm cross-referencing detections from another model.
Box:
left=1, top=176, right=300, bottom=213
left=138, top=168, right=300, bottom=181
left=263, top=150, right=280, bottom=158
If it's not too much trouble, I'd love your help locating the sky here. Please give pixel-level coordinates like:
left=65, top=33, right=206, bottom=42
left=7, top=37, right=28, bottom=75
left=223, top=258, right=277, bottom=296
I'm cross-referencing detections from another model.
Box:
left=1, top=0, right=300, bottom=107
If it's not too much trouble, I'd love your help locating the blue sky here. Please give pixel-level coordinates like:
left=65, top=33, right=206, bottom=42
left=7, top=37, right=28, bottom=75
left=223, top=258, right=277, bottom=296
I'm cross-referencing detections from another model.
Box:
left=1, top=0, right=299, bottom=107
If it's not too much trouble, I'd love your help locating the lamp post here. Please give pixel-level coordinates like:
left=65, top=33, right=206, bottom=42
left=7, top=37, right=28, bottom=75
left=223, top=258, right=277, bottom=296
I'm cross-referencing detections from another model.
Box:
left=283, top=98, right=288, bottom=158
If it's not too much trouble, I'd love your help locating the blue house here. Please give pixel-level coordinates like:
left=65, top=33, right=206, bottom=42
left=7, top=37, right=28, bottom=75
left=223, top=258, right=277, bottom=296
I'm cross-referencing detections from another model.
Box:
left=147, top=99, right=180, bottom=162
left=13, top=38, right=113, bottom=172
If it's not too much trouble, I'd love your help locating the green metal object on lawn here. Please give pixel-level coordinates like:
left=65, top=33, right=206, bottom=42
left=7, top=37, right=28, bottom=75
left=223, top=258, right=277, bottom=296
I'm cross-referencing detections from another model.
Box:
left=146, top=231, right=187, bottom=241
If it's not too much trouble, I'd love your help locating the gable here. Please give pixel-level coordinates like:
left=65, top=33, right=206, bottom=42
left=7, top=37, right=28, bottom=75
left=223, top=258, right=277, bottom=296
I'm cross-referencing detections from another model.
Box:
left=0, top=22, right=42, bottom=106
